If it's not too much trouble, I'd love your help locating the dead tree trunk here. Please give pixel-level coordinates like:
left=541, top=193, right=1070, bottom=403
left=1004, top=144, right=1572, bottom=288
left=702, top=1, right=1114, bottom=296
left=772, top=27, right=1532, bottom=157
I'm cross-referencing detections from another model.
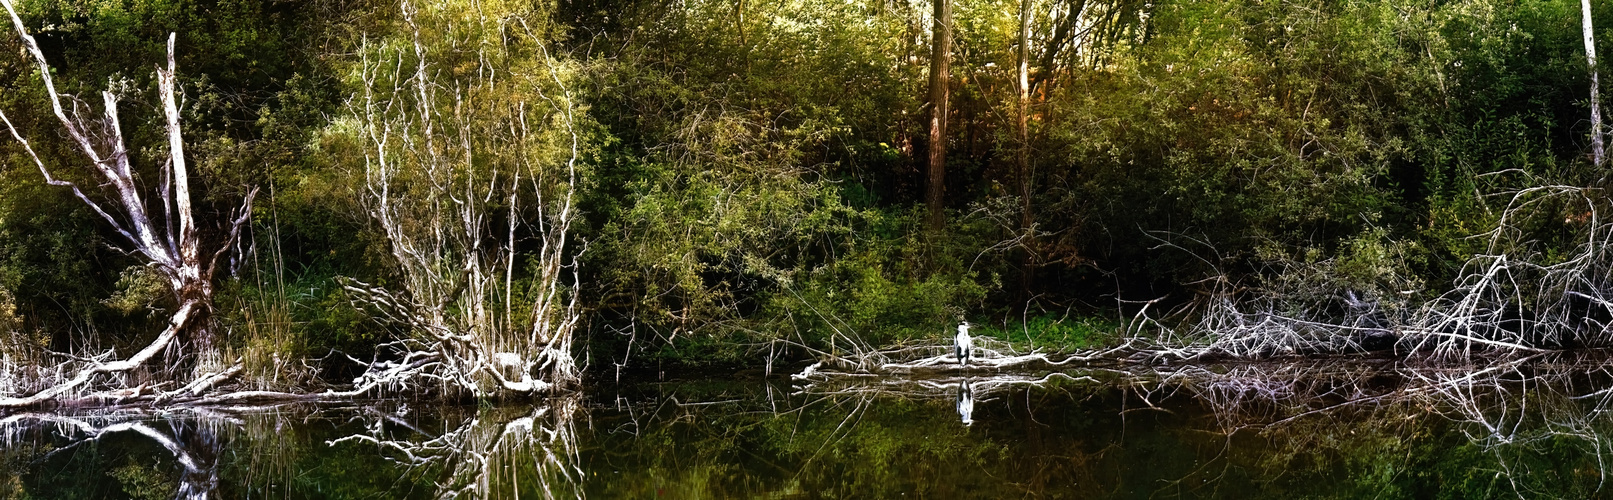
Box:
left=925, top=0, right=953, bottom=233
left=0, top=0, right=254, bottom=406
left=1586, top=0, right=1605, bottom=167
left=342, top=0, right=584, bottom=398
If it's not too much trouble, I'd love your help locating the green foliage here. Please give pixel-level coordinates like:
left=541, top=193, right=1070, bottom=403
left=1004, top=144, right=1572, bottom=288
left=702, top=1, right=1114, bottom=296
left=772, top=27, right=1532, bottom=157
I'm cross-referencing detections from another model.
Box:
left=1043, top=0, right=1431, bottom=286
left=0, top=178, right=135, bottom=342
left=577, top=0, right=968, bottom=363
left=109, top=460, right=174, bottom=500
left=1, top=0, right=1612, bottom=373
left=970, top=315, right=1121, bottom=351
left=567, top=0, right=1613, bottom=363
left=0, top=284, right=18, bottom=334
left=757, top=206, right=992, bottom=347
left=102, top=266, right=168, bottom=316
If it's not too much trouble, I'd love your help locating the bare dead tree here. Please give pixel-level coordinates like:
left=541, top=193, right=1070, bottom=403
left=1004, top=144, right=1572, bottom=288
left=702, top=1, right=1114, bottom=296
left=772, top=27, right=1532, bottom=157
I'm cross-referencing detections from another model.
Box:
left=0, top=0, right=255, bottom=406
left=340, top=0, right=585, bottom=398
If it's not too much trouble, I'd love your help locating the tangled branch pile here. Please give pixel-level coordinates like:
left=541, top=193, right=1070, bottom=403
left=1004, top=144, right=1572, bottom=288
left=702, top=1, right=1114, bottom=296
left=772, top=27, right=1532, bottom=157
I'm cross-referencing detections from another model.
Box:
left=1141, top=182, right=1613, bottom=361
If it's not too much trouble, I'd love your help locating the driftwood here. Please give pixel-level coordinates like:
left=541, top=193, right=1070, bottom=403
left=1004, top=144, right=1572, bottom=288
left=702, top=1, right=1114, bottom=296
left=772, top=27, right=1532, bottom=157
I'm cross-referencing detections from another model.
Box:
left=1131, top=183, right=1613, bottom=361
left=787, top=181, right=1613, bottom=382
left=788, top=332, right=1144, bottom=383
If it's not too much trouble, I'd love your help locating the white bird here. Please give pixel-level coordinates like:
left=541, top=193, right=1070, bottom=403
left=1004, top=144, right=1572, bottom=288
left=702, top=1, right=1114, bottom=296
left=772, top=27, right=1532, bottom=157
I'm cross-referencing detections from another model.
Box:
left=954, top=320, right=972, bottom=365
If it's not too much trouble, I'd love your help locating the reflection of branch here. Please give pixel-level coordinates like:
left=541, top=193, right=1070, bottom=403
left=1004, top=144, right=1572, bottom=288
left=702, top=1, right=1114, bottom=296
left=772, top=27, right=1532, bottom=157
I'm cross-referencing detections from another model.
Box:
left=796, top=371, right=1092, bottom=400
left=801, top=352, right=1613, bottom=497
left=0, top=412, right=222, bottom=499
left=0, top=402, right=591, bottom=499
left=326, top=400, right=584, bottom=499
left=1107, top=355, right=1613, bottom=497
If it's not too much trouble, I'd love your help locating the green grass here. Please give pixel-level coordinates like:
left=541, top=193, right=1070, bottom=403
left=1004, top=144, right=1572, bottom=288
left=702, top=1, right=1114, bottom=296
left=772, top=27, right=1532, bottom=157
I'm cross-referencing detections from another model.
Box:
left=969, top=315, right=1124, bottom=353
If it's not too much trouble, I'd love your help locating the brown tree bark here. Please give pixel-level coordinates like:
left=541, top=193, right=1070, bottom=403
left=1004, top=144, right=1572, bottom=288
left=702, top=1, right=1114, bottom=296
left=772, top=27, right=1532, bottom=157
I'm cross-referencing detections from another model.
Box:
left=1017, top=0, right=1035, bottom=296
left=925, top=0, right=952, bottom=232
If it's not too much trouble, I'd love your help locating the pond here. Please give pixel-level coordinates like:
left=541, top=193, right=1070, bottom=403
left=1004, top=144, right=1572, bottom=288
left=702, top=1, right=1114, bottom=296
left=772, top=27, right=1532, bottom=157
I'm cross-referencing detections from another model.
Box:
left=2, top=355, right=1611, bottom=498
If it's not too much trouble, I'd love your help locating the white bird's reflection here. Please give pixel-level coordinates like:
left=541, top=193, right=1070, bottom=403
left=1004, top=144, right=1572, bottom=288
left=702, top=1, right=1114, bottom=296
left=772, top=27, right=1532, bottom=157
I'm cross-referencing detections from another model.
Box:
left=956, top=380, right=974, bottom=426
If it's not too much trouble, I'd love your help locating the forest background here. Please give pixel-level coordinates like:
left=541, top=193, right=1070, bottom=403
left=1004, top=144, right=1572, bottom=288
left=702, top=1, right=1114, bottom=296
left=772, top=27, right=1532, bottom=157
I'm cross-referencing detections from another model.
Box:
left=0, top=0, right=1604, bottom=390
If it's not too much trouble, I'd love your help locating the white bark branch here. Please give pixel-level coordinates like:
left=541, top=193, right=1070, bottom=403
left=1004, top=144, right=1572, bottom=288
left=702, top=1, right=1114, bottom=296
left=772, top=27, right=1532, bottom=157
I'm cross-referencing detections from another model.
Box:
left=0, top=300, right=196, bottom=407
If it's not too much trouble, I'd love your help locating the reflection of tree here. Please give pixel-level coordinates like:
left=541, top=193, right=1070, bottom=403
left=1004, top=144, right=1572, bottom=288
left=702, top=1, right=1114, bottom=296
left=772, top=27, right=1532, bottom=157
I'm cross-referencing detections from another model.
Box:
left=328, top=400, right=584, bottom=499
left=581, top=379, right=1118, bottom=498
left=0, top=412, right=224, bottom=499
left=1109, top=354, right=1613, bottom=498
left=5, top=365, right=1613, bottom=497
left=0, top=401, right=585, bottom=499
left=785, top=355, right=1613, bottom=498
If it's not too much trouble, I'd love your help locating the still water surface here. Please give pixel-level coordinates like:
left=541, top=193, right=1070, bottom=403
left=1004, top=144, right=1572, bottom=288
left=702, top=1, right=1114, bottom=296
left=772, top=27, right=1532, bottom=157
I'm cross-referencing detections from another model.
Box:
left=2, top=357, right=1611, bottom=498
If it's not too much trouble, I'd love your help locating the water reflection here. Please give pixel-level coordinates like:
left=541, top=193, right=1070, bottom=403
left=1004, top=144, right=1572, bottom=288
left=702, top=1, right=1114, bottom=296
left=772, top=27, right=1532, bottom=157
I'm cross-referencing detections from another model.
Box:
left=956, top=380, right=973, bottom=426
left=326, top=400, right=584, bottom=499
left=0, top=413, right=223, bottom=499
left=0, top=399, right=584, bottom=499
left=3, top=356, right=1613, bottom=497
left=789, top=354, right=1613, bottom=498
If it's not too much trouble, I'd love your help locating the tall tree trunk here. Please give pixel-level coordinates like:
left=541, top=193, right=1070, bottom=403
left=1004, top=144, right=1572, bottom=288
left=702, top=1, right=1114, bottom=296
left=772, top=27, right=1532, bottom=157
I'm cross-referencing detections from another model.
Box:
left=736, top=0, right=749, bottom=70
left=925, top=0, right=952, bottom=232
left=1017, top=0, right=1035, bottom=297
left=1586, top=0, right=1605, bottom=167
